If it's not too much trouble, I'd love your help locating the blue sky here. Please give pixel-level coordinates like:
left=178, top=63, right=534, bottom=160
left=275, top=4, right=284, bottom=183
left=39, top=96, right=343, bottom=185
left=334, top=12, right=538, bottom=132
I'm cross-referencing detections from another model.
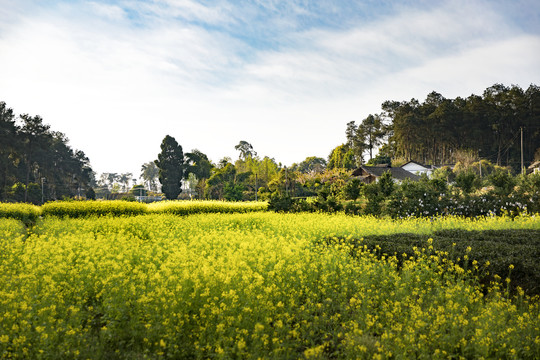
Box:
left=1, top=0, right=539, bottom=179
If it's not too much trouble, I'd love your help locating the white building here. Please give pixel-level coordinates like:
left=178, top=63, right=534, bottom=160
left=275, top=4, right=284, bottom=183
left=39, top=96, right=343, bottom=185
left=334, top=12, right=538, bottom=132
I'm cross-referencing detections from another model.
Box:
left=400, top=161, right=436, bottom=177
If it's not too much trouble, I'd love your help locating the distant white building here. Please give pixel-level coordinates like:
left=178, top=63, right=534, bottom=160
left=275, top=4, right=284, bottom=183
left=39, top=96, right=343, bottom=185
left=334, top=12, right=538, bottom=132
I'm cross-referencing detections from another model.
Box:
left=400, top=161, right=436, bottom=177
left=527, top=161, right=540, bottom=174
left=352, top=164, right=420, bottom=184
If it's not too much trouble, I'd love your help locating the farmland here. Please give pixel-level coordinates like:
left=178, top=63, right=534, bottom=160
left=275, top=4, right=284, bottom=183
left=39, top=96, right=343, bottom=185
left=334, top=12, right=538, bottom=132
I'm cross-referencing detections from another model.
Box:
left=0, top=203, right=539, bottom=359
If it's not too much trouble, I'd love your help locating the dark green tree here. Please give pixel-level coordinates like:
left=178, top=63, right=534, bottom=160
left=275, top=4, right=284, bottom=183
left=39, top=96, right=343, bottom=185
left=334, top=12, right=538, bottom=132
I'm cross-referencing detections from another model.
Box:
left=235, top=140, right=257, bottom=160
left=358, top=114, right=386, bottom=161
left=345, top=121, right=365, bottom=166
left=185, top=149, right=213, bottom=199
left=155, top=135, right=185, bottom=200
left=343, top=178, right=362, bottom=201
left=378, top=170, right=395, bottom=197
left=292, top=156, right=327, bottom=173
left=19, top=114, right=51, bottom=202
left=0, top=102, right=18, bottom=199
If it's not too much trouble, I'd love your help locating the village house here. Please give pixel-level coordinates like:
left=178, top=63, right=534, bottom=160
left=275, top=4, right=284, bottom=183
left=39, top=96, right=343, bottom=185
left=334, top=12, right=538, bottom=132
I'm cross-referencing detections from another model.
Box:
left=400, top=160, right=437, bottom=176
left=527, top=161, right=540, bottom=174
left=352, top=164, right=420, bottom=184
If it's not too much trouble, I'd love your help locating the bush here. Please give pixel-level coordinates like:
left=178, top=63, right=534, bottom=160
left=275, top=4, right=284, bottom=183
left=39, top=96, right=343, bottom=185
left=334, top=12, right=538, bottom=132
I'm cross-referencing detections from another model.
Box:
left=489, top=168, right=516, bottom=196
left=267, top=192, right=295, bottom=212
left=148, top=200, right=267, bottom=215
left=454, top=171, right=481, bottom=195
left=42, top=200, right=148, bottom=218
left=0, top=202, right=41, bottom=225
left=388, top=177, right=450, bottom=218
left=343, top=178, right=363, bottom=201
left=329, top=229, right=540, bottom=296
left=85, top=187, right=96, bottom=200
left=6, top=182, right=42, bottom=204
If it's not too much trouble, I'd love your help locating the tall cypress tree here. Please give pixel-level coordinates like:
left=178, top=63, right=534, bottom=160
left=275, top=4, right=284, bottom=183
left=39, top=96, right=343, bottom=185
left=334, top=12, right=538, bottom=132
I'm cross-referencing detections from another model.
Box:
left=155, top=135, right=184, bottom=200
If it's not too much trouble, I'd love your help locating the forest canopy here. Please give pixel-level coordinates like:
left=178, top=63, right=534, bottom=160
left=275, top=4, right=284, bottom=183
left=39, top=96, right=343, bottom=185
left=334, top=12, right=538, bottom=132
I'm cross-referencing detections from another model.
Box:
left=377, top=83, right=540, bottom=169
left=0, top=101, right=94, bottom=203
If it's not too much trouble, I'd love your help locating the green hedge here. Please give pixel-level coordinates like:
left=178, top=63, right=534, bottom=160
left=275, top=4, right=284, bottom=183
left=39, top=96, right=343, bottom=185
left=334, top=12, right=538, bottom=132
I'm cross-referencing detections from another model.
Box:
left=0, top=202, right=41, bottom=225
left=41, top=200, right=148, bottom=218
left=39, top=200, right=268, bottom=218
left=327, top=229, right=540, bottom=297
left=148, top=200, right=268, bottom=216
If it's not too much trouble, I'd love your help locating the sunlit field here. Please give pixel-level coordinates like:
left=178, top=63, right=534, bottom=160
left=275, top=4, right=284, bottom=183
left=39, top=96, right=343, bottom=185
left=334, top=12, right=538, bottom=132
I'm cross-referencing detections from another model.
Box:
left=1, top=211, right=539, bottom=359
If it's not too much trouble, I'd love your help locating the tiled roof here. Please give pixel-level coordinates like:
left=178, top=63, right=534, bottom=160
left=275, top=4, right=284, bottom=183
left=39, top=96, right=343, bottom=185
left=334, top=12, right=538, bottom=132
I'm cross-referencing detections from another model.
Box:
left=352, top=166, right=421, bottom=181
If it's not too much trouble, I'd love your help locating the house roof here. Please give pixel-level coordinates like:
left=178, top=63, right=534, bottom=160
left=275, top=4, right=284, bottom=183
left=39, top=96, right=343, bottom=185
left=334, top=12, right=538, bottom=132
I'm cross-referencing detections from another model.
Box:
left=352, top=165, right=420, bottom=181
left=401, top=160, right=428, bottom=169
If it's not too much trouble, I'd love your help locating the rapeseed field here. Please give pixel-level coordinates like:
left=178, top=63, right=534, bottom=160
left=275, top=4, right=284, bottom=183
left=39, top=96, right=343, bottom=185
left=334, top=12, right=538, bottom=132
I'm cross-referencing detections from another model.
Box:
left=0, top=212, right=539, bottom=359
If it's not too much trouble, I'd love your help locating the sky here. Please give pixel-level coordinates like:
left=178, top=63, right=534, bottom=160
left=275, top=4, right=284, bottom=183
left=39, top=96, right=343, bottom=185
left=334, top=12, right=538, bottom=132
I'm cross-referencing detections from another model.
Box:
left=1, top=0, right=539, bottom=180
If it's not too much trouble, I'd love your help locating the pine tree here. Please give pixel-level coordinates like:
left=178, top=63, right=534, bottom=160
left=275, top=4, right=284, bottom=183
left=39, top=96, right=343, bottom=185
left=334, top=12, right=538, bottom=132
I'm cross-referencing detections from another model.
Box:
left=155, top=135, right=185, bottom=200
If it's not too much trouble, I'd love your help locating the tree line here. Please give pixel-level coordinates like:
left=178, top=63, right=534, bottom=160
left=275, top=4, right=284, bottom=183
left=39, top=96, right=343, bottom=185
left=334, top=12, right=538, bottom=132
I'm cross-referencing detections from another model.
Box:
left=0, top=102, right=94, bottom=203
left=338, top=83, right=540, bottom=170
left=2, top=82, right=538, bottom=204
left=151, top=136, right=282, bottom=201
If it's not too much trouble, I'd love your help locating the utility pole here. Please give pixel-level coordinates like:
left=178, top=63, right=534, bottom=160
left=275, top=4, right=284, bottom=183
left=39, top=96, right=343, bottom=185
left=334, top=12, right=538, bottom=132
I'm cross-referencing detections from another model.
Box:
left=479, top=161, right=482, bottom=178
left=255, top=173, right=258, bottom=201
left=41, top=177, right=45, bottom=204
left=521, top=127, right=524, bottom=175
left=285, top=166, right=288, bottom=196
left=478, top=149, right=482, bottom=178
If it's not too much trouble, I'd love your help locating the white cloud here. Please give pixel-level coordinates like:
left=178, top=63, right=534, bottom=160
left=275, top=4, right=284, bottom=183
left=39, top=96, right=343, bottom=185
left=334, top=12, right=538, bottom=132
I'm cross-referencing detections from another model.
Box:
left=0, top=0, right=538, bottom=177
left=86, top=1, right=127, bottom=21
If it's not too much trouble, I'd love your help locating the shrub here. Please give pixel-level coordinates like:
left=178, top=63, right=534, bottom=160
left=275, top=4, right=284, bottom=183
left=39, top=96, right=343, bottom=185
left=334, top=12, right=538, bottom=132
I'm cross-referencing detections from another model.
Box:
left=454, top=171, right=481, bottom=195
left=330, top=229, right=540, bottom=296
left=41, top=200, right=148, bottom=218
left=0, top=202, right=41, bottom=225
left=148, top=200, right=267, bottom=215
left=267, top=192, right=295, bottom=212
left=489, top=168, right=516, bottom=196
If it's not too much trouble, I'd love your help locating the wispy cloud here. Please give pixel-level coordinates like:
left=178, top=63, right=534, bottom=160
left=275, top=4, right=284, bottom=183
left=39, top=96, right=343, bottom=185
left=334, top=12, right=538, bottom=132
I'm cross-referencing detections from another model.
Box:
left=0, top=0, right=538, bottom=175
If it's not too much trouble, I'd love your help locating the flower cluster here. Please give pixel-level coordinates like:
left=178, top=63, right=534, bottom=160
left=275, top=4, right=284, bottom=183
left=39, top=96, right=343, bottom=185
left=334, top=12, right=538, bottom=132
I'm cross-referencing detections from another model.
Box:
left=0, top=212, right=538, bottom=358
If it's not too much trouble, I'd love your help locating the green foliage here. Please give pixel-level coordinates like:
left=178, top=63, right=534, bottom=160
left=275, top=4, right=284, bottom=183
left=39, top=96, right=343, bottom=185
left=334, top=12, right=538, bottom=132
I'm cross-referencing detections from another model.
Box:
left=431, top=166, right=454, bottom=183
left=488, top=167, right=516, bottom=196
left=382, top=84, right=540, bottom=171
left=206, top=163, right=249, bottom=200
left=363, top=182, right=383, bottom=215
left=378, top=170, right=394, bottom=197
left=0, top=102, right=94, bottom=202
left=234, top=140, right=256, bottom=160
left=515, top=172, right=540, bottom=213
left=140, top=162, right=160, bottom=192
left=41, top=200, right=147, bottom=218
left=334, top=229, right=540, bottom=296
left=223, top=183, right=244, bottom=201
left=6, top=182, right=41, bottom=204
left=388, top=176, right=450, bottom=218
left=155, top=135, right=185, bottom=200
left=454, top=171, right=481, bottom=195
left=343, top=178, right=363, bottom=201
left=267, top=192, right=295, bottom=212
left=291, top=156, right=326, bottom=173
left=85, top=187, right=96, bottom=200
left=327, top=144, right=356, bottom=170
left=0, top=202, right=41, bottom=225
left=366, top=153, right=391, bottom=166
left=130, top=185, right=147, bottom=197
left=358, top=114, right=387, bottom=161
